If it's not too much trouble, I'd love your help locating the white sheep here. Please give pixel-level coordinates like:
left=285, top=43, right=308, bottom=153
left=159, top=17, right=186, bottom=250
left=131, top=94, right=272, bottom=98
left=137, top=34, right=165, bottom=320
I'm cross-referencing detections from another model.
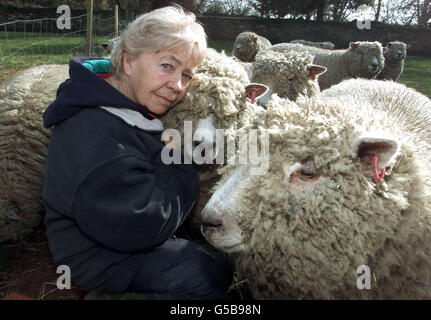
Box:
left=250, top=49, right=326, bottom=105
left=0, top=64, right=69, bottom=242
left=271, top=41, right=387, bottom=90
left=290, top=39, right=335, bottom=50
left=201, top=81, right=431, bottom=299
left=377, top=41, right=410, bottom=81
left=232, top=31, right=272, bottom=62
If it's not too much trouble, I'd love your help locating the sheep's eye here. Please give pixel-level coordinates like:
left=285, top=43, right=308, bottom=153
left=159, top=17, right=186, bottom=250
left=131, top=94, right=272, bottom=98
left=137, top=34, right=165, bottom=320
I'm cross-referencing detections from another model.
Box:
left=299, top=166, right=319, bottom=180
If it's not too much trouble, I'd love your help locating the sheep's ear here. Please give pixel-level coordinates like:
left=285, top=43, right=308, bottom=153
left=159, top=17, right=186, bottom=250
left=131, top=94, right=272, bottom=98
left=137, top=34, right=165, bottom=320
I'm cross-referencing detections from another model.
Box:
left=349, top=42, right=359, bottom=50
left=355, top=136, right=400, bottom=169
left=406, top=43, right=411, bottom=49
left=245, top=83, right=269, bottom=104
left=383, top=47, right=388, bottom=54
left=307, top=65, right=327, bottom=80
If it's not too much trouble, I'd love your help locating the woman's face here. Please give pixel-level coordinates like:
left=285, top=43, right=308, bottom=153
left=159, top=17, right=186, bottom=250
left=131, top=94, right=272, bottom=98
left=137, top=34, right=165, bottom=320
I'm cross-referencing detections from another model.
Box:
left=123, top=48, right=197, bottom=115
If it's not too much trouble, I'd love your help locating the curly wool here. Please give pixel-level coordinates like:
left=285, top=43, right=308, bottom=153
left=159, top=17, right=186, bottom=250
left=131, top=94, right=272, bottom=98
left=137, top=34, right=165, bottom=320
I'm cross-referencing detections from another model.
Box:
left=232, top=31, right=272, bottom=62
left=251, top=49, right=320, bottom=101
left=196, top=48, right=250, bottom=85
left=290, top=40, right=335, bottom=50
left=271, top=42, right=385, bottom=90
left=0, top=64, right=69, bottom=242
left=212, top=88, right=431, bottom=299
left=319, top=79, right=431, bottom=162
left=377, top=41, right=408, bottom=81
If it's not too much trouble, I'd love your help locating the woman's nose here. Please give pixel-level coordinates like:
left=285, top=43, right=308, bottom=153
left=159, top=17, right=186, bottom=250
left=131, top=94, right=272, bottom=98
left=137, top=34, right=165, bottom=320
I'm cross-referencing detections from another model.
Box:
left=168, top=73, right=183, bottom=92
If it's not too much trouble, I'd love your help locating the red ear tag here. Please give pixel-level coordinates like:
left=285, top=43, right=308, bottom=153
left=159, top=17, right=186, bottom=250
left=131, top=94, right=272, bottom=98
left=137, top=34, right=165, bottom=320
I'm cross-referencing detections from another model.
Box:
left=250, top=90, right=257, bottom=104
left=372, top=155, right=386, bottom=183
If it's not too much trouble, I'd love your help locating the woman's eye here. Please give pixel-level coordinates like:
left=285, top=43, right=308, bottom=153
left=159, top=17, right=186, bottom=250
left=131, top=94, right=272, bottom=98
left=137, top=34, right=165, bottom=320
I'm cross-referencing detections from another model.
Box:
left=161, top=63, right=172, bottom=70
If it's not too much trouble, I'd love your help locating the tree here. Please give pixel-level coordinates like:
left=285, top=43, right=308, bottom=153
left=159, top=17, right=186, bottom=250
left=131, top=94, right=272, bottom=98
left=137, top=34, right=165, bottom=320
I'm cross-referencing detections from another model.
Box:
left=377, top=0, right=431, bottom=25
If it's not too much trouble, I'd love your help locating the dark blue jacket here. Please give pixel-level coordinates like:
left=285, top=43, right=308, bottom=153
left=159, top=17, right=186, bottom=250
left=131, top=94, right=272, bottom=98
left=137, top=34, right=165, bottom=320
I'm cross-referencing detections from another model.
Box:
left=42, top=57, right=200, bottom=290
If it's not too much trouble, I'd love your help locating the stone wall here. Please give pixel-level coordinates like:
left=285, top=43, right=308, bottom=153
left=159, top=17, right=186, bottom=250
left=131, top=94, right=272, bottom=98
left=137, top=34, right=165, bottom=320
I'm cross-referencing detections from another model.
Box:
left=197, top=15, right=431, bottom=56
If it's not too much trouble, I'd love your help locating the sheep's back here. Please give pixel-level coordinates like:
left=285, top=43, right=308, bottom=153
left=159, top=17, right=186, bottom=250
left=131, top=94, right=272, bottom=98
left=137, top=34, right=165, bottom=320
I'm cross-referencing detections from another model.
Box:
left=0, top=64, right=68, bottom=212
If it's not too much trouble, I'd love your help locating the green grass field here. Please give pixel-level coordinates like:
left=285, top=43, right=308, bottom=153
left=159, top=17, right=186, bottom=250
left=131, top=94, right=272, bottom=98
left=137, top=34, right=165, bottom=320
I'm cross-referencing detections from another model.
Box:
left=0, top=36, right=430, bottom=98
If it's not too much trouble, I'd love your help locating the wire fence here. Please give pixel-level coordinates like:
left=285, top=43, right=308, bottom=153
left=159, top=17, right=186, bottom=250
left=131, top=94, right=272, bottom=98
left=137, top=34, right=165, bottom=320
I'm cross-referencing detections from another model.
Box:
left=0, top=13, right=124, bottom=64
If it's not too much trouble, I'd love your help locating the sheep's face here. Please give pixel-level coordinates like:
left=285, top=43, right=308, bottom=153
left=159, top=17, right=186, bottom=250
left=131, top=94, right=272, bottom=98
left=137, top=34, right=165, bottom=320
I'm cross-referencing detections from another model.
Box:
left=161, top=74, right=266, bottom=165
left=252, top=50, right=326, bottom=103
left=232, top=32, right=259, bottom=62
left=349, top=42, right=385, bottom=78
left=201, top=96, right=417, bottom=298
left=384, top=41, right=409, bottom=62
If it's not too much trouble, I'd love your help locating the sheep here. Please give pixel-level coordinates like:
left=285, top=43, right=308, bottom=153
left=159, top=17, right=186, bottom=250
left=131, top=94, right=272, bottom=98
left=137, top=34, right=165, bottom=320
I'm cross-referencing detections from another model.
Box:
left=250, top=49, right=326, bottom=105
left=201, top=83, right=431, bottom=299
left=377, top=41, right=410, bottom=81
left=160, top=50, right=268, bottom=239
left=290, top=39, right=335, bottom=50
left=0, top=64, right=69, bottom=242
left=271, top=41, right=387, bottom=90
left=100, top=36, right=120, bottom=56
left=232, top=31, right=272, bottom=62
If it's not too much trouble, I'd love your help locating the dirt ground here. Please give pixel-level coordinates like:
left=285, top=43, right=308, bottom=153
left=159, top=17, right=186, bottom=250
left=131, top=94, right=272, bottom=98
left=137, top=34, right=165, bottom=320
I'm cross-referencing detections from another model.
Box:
left=0, top=223, right=89, bottom=300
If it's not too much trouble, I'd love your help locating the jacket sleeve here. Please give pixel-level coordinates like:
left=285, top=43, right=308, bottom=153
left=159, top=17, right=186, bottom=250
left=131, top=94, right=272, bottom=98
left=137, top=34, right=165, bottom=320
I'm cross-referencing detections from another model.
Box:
left=70, top=154, right=199, bottom=253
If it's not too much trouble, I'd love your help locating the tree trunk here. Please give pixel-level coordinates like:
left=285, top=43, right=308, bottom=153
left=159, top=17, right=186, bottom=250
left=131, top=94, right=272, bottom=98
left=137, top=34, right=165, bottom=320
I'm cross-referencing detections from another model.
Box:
left=418, top=0, right=431, bottom=25
left=316, top=0, right=325, bottom=22
left=375, top=0, right=382, bottom=22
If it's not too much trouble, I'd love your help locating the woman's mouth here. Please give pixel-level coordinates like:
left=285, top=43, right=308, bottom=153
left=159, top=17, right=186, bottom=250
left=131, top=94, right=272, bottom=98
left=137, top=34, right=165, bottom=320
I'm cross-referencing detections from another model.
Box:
left=156, top=94, right=174, bottom=105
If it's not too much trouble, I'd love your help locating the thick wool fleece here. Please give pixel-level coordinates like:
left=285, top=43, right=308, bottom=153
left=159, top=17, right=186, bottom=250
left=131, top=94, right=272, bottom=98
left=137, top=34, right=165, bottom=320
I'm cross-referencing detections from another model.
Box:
left=377, top=41, right=408, bottom=81
left=212, top=90, right=431, bottom=299
left=290, top=40, right=335, bottom=50
left=251, top=49, right=320, bottom=101
left=0, top=64, right=69, bottom=242
left=232, top=31, right=272, bottom=62
left=271, top=42, right=385, bottom=90
left=319, top=78, right=431, bottom=162
left=160, top=50, right=265, bottom=239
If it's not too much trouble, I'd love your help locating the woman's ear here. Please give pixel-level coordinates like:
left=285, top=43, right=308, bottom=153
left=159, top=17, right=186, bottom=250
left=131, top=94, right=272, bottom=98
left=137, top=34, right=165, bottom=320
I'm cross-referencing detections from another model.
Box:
left=122, top=51, right=134, bottom=76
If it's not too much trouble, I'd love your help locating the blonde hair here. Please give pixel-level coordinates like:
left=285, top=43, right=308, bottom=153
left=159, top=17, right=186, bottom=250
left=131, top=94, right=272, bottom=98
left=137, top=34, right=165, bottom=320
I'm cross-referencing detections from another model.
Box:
left=110, top=5, right=207, bottom=77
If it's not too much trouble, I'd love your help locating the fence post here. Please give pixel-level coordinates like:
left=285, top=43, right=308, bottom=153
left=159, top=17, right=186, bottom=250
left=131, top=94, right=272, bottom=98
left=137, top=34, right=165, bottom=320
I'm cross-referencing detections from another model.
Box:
left=115, top=4, right=119, bottom=37
left=85, top=0, right=93, bottom=56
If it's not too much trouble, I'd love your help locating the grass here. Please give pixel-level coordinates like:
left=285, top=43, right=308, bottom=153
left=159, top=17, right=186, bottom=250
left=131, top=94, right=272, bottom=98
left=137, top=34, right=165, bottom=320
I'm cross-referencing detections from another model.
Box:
left=398, top=56, right=431, bottom=98
left=1, top=37, right=430, bottom=99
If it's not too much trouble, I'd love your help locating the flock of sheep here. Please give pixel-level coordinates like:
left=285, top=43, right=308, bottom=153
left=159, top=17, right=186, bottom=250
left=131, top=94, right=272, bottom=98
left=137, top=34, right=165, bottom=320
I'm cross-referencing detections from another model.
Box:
left=1, top=30, right=431, bottom=300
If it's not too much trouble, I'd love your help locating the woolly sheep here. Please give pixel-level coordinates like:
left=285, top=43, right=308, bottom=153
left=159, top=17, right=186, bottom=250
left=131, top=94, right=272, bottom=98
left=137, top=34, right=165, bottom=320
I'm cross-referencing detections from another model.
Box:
left=290, top=39, right=335, bottom=50
left=377, top=41, right=410, bottom=81
left=0, top=64, right=69, bottom=242
left=250, top=49, right=326, bottom=105
left=100, top=36, right=120, bottom=55
left=271, top=41, right=387, bottom=90
left=201, top=83, right=431, bottom=299
left=232, top=31, right=272, bottom=62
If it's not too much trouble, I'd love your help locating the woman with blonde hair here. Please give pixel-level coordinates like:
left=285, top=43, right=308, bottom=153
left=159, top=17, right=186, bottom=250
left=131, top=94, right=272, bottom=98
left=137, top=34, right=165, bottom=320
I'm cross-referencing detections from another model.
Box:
left=42, top=6, right=233, bottom=299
